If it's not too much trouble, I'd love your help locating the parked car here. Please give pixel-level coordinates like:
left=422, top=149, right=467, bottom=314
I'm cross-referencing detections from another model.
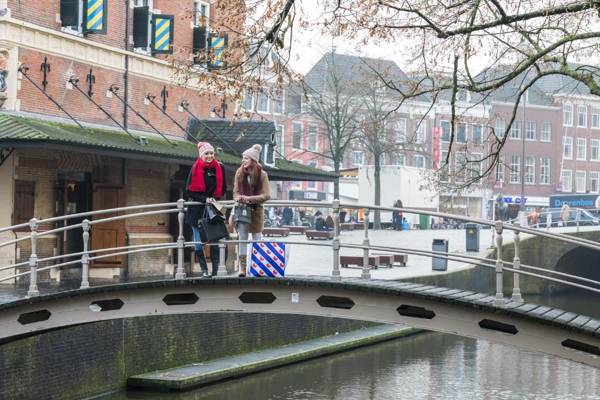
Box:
left=538, top=208, right=599, bottom=227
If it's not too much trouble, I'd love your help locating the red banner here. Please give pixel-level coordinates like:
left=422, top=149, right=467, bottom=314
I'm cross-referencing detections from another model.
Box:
left=432, top=127, right=441, bottom=170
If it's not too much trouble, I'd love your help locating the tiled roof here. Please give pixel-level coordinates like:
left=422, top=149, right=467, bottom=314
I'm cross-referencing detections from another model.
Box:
left=0, top=113, right=335, bottom=181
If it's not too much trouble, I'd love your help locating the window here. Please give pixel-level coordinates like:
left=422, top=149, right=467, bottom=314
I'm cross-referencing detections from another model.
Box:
left=257, top=91, right=269, bottom=113
left=13, top=181, right=35, bottom=225
left=578, top=105, right=587, bottom=127
left=496, top=157, right=504, bottom=183
left=379, top=153, right=386, bottom=165
left=576, top=138, right=587, bottom=160
left=470, top=153, right=482, bottom=180
left=561, top=170, right=572, bottom=192
left=509, top=155, right=521, bottom=183
left=307, top=162, right=317, bottom=189
left=564, top=103, right=573, bottom=126
left=455, top=153, right=467, bottom=182
left=414, top=155, right=425, bottom=169
left=242, top=90, right=253, bottom=111
left=541, top=122, right=552, bottom=142
left=591, top=172, right=600, bottom=193
left=292, top=122, right=302, bottom=149
left=525, top=156, right=535, bottom=184
left=133, top=0, right=154, bottom=53
left=272, top=91, right=285, bottom=114
left=395, top=119, right=407, bottom=143
left=441, top=120, right=451, bottom=142
left=61, top=0, right=84, bottom=35
left=275, top=124, right=284, bottom=155
left=456, top=123, right=467, bottom=143
left=592, top=139, right=600, bottom=161
left=576, top=171, right=586, bottom=193
left=540, top=157, right=550, bottom=184
left=563, top=137, right=573, bottom=159
left=194, top=1, right=210, bottom=28
left=472, top=125, right=482, bottom=144
left=307, top=124, right=318, bottom=151
left=394, top=154, right=405, bottom=166
left=495, top=118, right=506, bottom=138
left=352, top=151, right=364, bottom=166
left=592, top=106, right=600, bottom=129
left=440, top=151, right=450, bottom=181
left=415, top=122, right=426, bottom=143
left=510, top=121, right=521, bottom=139
left=526, top=121, right=536, bottom=140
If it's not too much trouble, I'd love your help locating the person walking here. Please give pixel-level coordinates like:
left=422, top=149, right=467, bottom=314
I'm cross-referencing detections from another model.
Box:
left=561, top=203, right=570, bottom=227
left=282, top=206, right=294, bottom=226
left=234, top=144, right=271, bottom=276
left=186, top=142, right=227, bottom=277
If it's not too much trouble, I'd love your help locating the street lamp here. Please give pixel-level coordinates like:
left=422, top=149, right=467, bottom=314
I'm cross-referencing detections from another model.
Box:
left=520, top=89, right=527, bottom=220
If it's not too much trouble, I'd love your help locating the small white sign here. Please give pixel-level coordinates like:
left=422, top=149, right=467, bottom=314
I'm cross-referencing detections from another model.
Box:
left=291, top=292, right=300, bottom=304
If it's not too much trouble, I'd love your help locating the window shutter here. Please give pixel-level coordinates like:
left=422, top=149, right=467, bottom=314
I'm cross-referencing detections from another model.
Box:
left=13, top=181, right=35, bottom=225
left=83, top=0, right=107, bottom=34
left=193, top=26, right=207, bottom=64
left=133, top=6, right=150, bottom=48
left=208, top=33, right=228, bottom=70
left=151, top=14, right=175, bottom=54
left=60, top=0, right=80, bottom=28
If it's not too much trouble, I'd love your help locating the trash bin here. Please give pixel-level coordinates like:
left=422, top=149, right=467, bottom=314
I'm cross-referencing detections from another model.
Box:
left=432, top=239, right=449, bottom=271
left=465, top=223, right=480, bottom=252
left=419, top=214, right=429, bottom=230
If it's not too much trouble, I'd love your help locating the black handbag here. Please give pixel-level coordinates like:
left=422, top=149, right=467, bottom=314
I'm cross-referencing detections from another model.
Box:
left=198, top=206, right=229, bottom=243
left=233, top=202, right=252, bottom=224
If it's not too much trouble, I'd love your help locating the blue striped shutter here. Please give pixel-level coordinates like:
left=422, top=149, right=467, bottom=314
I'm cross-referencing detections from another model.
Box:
left=83, top=0, right=107, bottom=34
left=208, top=33, right=228, bottom=70
left=151, top=14, right=174, bottom=54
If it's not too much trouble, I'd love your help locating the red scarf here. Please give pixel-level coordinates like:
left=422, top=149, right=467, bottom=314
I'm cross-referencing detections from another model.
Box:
left=188, top=159, right=223, bottom=198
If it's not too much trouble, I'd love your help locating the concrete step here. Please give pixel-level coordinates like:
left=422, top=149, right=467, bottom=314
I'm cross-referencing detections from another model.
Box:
left=128, top=324, right=420, bottom=392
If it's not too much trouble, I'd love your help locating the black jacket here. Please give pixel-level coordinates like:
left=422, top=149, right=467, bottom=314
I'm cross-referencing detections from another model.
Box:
left=185, top=161, right=227, bottom=226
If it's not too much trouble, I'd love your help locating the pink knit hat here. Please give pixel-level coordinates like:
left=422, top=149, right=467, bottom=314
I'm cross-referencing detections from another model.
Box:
left=197, top=141, right=215, bottom=156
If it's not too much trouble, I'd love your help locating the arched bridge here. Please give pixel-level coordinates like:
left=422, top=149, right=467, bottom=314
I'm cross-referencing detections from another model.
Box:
left=1, top=277, right=598, bottom=368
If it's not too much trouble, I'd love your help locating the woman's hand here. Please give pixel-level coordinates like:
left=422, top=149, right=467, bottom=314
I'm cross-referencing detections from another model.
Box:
left=206, top=197, right=215, bottom=204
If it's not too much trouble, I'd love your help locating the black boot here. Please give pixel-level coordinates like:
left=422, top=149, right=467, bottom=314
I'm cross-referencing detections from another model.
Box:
left=196, top=250, right=210, bottom=278
left=210, top=245, right=220, bottom=276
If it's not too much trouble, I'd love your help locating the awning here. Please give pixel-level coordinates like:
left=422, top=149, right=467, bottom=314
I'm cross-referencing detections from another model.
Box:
left=0, top=113, right=336, bottom=182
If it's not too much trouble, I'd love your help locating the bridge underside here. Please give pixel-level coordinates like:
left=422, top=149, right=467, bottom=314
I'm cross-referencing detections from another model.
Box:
left=0, top=277, right=598, bottom=368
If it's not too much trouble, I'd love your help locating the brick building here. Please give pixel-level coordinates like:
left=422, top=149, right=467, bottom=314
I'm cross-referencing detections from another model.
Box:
left=0, top=0, right=332, bottom=283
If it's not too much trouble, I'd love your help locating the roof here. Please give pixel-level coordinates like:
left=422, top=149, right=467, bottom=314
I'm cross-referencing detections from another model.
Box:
left=0, top=113, right=335, bottom=181
left=187, top=118, right=276, bottom=154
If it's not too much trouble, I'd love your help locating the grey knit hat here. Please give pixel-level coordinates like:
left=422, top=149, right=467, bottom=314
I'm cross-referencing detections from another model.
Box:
left=242, top=144, right=262, bottom=162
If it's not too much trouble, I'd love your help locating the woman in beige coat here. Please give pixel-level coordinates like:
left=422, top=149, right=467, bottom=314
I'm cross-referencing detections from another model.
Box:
left=233, top=144, right=271, bottom=276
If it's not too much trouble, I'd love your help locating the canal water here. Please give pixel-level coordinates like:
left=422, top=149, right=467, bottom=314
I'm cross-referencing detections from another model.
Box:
left=106, top=293, right=600, bottom=400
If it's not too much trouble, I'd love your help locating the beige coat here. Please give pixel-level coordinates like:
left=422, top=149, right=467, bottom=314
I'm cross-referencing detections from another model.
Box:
left=233, top=168, right=271, bottom=233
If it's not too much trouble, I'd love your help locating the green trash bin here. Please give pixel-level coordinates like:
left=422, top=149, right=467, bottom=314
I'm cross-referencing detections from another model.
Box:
left=419, top=214, right=429, bottom=230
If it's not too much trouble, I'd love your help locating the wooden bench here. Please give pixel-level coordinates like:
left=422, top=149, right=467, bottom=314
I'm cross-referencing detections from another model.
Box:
left=263, top=227, right=290, bottom=237
left=305, top=230, right=334, bottom=240
left=340, top=223, right=354, bottom=231
left=282, top=225, right=307, bottom=235
left=352, top=223, right=365, bottom=230
left=340, top=255, right=380, bottom=269
left=373, top=253, right=408, bottom=267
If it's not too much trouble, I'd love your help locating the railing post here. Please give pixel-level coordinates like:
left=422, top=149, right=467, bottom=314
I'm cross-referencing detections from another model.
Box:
left=361, top=208, right=371, bottom=279
left=80, top=219, right=90, bottom=289
left=331, top=199, right=341, bottom=281
left=175, top=199, right=186, bottom=279
left=511, top=222, right=523, bottom=303
left=27, top=218, right=40, bottom=297
left=546, top=212, right=551, bottom=231
left=217, top=241, right=227, bottom=277
left=576, top=209, right=580, bottom=232
left=494, top=221, right=504, bottom=306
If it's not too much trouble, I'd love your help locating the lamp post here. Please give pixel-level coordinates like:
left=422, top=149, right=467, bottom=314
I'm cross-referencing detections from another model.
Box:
left=520, top=90, right=527, bottom=222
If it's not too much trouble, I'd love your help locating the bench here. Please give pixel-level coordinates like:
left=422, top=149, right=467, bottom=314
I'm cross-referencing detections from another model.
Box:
left=282, top=225, right=307, bottom=235
left=340, top=223, right=354, bottom=231
left=340, top=255, right=380, bottom=269
left=373, top=253, right=408, bottom=267
left=305, top=230, right=334, bottom=240
left=263, top=227, right=290, bottom=237
left=352, top=223, right=365, bottom=230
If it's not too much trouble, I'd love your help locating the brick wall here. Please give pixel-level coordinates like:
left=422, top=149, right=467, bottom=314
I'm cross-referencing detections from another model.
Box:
left=0, top=313, right=376, bottom=399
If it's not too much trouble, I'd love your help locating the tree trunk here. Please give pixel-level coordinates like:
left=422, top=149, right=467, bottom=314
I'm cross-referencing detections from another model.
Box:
left=333, top=163, right=340, bottom=199
left=374, top=159, right=381, bottom=229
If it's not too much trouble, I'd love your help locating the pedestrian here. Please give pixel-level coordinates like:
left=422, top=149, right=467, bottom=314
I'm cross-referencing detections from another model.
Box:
left=234, top=144, right=271, bottom=276
left=339, top=209, right=347, bottom=223
left=282, top=206, right=294, bottom=226
left=314, top=211, right=327, bottom=231
left=561, top=203, right=570, bottom=227
left=186, top=142, right=227, bottom=278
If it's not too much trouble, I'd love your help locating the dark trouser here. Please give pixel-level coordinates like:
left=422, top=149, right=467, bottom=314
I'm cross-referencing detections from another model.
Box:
left=192, top=226, right=220, bottom=275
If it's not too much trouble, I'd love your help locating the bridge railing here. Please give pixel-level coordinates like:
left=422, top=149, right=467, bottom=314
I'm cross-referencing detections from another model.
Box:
left=0, top=199, right=599, bottom=306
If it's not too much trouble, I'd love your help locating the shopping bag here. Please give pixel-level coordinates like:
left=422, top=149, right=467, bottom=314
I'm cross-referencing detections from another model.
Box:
left=248, top=242, right=287, bottom=277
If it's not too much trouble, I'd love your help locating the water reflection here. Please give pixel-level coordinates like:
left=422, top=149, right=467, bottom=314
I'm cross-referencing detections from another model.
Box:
left=108, top=333, right=600, bottom=400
